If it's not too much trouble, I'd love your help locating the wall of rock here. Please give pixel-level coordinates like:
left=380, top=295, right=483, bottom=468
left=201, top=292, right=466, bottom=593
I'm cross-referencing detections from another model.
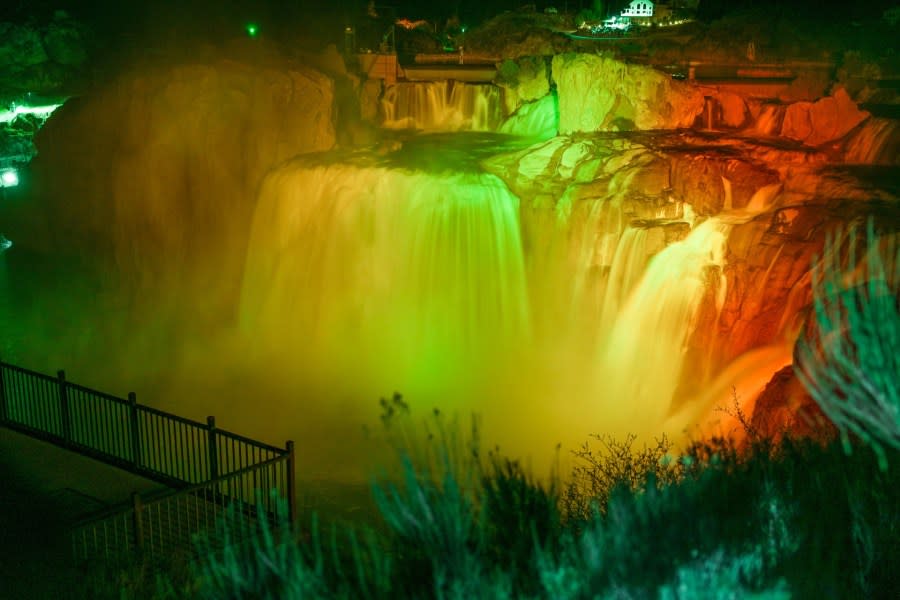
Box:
left=0, top=11, right=87, bottom=98
left=551, top=53, right=706, bottom=133
left=12, top=51, right=335, bottom=330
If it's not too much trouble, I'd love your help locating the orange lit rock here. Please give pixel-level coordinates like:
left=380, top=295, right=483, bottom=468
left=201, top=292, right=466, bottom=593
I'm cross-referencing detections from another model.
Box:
left=751, top=365, right=836, bottom=441
left=781, top=87, right=869, bottom=146
left=713, top=90, right=749, bottom=128
left=670, top=155, right=779, bottom=215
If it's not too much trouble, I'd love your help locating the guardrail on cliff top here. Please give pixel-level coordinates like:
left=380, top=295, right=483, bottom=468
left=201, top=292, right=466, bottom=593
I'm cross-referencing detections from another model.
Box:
left=0, top=358, right=296, bottom=562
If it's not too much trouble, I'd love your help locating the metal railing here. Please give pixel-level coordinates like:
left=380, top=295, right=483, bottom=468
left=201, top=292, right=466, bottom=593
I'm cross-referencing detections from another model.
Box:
left=0, top=358, right=296, bottom=562
left=71, top=455, right=293, bottom=563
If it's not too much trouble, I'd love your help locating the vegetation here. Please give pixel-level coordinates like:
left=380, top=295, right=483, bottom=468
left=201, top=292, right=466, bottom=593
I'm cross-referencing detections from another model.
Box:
left=95, top=407, right=899, bottom=598
left=795, top=220, right=900, bottom=471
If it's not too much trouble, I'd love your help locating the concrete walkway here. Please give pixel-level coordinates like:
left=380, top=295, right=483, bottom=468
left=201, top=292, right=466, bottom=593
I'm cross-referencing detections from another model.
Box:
left=0, top=426, right=165, bottom=599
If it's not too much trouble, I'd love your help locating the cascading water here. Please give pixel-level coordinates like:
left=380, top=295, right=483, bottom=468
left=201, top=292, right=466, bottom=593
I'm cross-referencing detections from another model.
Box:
left=498, top=93, right=560, bottom=140
left=595, top=218, right=731, bottom=426
left=750, top=103, right=786, bottom=136
left=6, top=47, right=899, bottom=493
left=240, top=153, right=530, bottom=403
left=843, top=117, right=900, bottom=165
left=380, top=81, right=505, bottom=131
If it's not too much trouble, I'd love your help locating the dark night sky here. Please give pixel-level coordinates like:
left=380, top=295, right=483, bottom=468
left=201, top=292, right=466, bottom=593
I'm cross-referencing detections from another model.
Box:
left=4, top=0, right=895, bottom=27
left=2, top=0, right=895, bottom=54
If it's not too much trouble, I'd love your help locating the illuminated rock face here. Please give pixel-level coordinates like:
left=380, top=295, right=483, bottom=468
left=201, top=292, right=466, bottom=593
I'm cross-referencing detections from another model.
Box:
left=552, top=53, right=705, bottom=133
left=495, top=56, right=551, bottom=115
left=25, top=56, right=335, bottom=327
left=781, top=87, right=869, bottom=146
left=484, top=127, right=898, bottom=437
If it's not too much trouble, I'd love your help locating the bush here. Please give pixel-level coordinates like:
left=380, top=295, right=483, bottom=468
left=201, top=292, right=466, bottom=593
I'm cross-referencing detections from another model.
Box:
left=794, top=218, right=900, bottom=470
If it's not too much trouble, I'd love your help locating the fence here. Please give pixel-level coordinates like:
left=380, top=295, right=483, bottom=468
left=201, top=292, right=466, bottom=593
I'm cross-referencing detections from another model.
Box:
left=0, top=358, right=296, bottom=562
left=71, top=455, right=293, bottom=563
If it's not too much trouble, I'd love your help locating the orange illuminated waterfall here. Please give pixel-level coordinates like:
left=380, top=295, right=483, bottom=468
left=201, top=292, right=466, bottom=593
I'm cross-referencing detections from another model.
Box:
left=595, top=218, right=731, bottom=427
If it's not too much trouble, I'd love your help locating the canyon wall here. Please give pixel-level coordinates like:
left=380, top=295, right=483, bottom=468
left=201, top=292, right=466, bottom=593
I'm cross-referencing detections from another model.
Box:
left=13, top=49, right=335, bottom=331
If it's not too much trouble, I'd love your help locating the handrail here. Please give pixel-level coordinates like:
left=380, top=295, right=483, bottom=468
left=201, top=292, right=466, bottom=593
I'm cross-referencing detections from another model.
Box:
left=71, top=455, right=290, bottom=529
left=0, top=358, right=297, bottom=563
left=71, top=454, right=294, bottom=563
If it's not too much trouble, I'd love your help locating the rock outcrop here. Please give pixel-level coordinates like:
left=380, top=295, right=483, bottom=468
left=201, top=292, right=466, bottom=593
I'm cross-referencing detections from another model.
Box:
left=780, top=87, right=870, bottom=146
left=495, top=56, right=551, bottom=114
left=0, top=12, right=88, bottom=96
left=751, top=365, right=836, bottom=441
left=551, top=53, right=705, bottom=133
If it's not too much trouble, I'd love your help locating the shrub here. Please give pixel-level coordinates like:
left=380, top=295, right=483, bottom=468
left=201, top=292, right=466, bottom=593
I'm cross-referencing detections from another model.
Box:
left=561, top=432, right=682, bottom=525
left=794, top=218, right=900, bottom=470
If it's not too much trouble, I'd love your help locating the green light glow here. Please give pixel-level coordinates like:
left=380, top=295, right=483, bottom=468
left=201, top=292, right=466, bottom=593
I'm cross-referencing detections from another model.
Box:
left=0, top=169, right=18, bottom=187
left=0, top=103, right=63, bottom=125
left=245, top=23, right=259, bottom=37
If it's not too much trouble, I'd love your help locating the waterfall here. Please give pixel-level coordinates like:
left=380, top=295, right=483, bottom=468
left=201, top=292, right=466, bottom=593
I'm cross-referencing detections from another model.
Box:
left=843, top=118, right=900, bottom=165
left=380, top=81, right=505, bottom=131
left=498, top=93, right=559, bottom=140
left=593, top=218, right=732, bottom=427
left=701, top=96, right=717, bottom=130
left=240, top=158, right=529, bottom=398
left=750, top=103, right=785, bottom=136
left=598, top=226, right=652, bottom=334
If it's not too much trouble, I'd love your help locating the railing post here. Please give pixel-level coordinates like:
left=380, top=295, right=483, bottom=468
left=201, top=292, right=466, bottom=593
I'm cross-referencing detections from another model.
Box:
left=132, top=492, right=145, bottom=557
left=207, top=416, right=218, bottom=480
left=0, top=358, right=7, bottom=424
left=128, top=392, right=141, bottom=469
left=57, top=370, right=71, bottom=444
left=286, top=440, right=297, bottom=525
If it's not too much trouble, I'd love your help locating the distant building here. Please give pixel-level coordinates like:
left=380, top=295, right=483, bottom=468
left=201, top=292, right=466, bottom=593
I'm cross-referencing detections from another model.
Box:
left=621, top=0, right=654, bottom=17
left=619, top=1, right=682, bottom=27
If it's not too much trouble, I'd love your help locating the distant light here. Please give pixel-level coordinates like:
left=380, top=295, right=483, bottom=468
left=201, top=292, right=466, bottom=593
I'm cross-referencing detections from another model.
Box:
left=461, top=25, right=467, bottom=33
left=245, top=23, right=259, bottom=38
left=0, top=169, right=18, bottom=188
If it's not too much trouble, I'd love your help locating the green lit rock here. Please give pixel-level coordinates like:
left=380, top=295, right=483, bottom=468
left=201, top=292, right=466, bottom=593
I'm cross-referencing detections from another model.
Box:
left=11, top=62, right=68, bottom=94
left=0, top=23, right=49, bottom=67
left=552, top=53, right=705, bottom=133
left=43, top=17, right=88, bottom=66
left=495, top=56, right=550, bottom=113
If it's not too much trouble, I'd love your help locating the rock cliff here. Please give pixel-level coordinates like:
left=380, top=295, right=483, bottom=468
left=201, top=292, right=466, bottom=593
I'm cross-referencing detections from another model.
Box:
left=552, top=53, right=706, bottom=133
left=16, top=53, right=335, bottom=329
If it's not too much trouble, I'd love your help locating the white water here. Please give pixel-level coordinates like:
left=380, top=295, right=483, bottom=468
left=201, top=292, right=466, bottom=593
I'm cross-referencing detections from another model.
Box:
left=750, top=103, right=785, bottom=136
left=844, top=118, right=900, bottom=165
left=380, top=81, right=505, bottom=131
left=498, top=93, right=559, bottom=140
left=594, top=218, right=732, bottom=426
